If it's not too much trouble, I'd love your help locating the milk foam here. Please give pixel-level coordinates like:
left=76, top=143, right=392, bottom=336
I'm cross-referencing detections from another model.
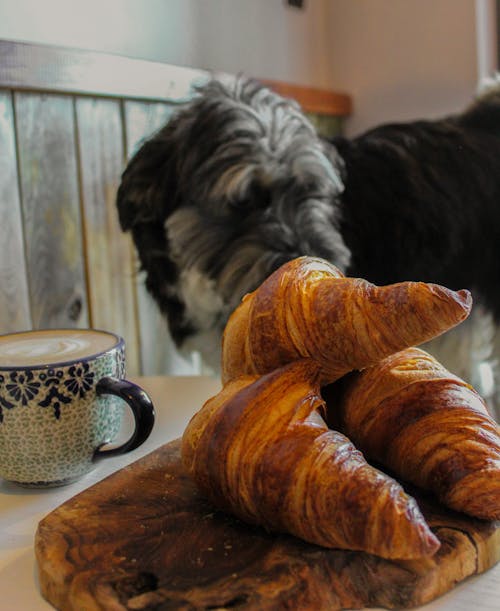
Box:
left=0, top=330, right=118, bottom=367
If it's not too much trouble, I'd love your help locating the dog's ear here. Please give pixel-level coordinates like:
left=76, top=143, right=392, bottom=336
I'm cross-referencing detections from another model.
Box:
left=117, top=124, right=179, bottom=231
left=116, top=123, right=186, bottom=338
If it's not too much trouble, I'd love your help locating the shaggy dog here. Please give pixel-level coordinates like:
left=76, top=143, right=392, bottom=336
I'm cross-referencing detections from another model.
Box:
left=116, top=76, right=500, bottom=411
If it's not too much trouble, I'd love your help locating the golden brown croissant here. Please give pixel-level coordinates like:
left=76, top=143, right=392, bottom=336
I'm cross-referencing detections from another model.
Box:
left=221, top=256, right=472, bottom=384
left=328, top=347, right=500, bottom=520
left=182, top=359, right=440, bottom=559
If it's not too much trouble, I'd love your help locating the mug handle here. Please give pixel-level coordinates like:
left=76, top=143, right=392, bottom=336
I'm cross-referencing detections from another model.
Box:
left=94, top=377, right=155, bottom=459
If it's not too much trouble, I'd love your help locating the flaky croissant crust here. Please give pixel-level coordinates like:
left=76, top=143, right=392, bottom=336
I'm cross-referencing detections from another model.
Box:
left=183, top=255, right=500, bottom=560
left=182, top=359, right=439, bottom=559
left=330, top=347, right=500, bottom=520
left=222, top=257, right=472, bottom=384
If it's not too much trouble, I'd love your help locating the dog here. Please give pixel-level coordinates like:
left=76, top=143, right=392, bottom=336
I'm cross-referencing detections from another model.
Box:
left=116, top=75, right=500, bottom=413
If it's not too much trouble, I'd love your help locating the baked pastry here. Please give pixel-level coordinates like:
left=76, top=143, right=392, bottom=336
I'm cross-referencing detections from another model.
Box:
left=182, top=359, right=440, bottom=559
left=183, top=256, right=486, bottom=558
left=222, top=257, right=472, bottom=384
left=329, top=347, right=500, bottom=520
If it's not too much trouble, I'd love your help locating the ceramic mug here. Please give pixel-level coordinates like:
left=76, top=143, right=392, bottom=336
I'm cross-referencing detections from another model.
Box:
left=0, top=328, right=155, bottom=487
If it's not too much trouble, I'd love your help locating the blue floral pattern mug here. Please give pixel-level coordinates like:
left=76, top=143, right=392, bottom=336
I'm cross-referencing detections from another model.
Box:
left=0, top=329, right=155, bottom=487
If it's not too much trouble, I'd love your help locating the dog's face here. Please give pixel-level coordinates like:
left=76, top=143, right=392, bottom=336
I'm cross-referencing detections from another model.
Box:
left=117, top=77, right=350, bottom=363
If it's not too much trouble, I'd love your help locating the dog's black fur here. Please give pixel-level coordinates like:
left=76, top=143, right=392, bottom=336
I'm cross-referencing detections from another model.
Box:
left=117, top=76, right=500, bottom=376
left=334, top=95, right=500, bottom=315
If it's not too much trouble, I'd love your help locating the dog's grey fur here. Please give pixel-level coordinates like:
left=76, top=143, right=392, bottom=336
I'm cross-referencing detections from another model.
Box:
left=117, top=75, right=500, bottom=413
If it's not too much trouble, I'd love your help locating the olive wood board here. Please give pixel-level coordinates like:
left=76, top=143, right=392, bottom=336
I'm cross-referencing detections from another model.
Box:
left=35, top=438, right=500, bottom=611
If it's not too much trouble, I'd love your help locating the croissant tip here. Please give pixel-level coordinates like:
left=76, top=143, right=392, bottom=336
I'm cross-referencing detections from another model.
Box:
left=457, top=288, right=473, bottom=310
left=428, top=284, right=472, bottom=319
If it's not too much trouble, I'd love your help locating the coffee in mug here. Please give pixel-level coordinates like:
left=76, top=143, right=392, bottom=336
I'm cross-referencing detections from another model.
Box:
left=0, top=329, right=155, bottom=487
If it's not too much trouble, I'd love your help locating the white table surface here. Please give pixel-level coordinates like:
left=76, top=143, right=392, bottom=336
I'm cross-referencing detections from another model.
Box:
left=1, top=375, right=499, bottom=610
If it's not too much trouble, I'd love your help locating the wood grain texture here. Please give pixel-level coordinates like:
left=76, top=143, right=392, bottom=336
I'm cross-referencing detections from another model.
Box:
left=75, top=97, right=140, bottom=375
left=0, top=40, right=208, bottom=103
left=35, top=438, right=500, bottom=611
left=0, top=41, right=351, bottom=117
left=124, top=101, right=201, bottom=376
left=0, top=91, right=31, bottom=333
left=14, top=92, right=88, bottom=329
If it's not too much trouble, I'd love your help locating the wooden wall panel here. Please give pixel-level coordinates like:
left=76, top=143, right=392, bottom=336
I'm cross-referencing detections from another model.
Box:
left=75, top=97, right=140, bottom=375
left=0, top=91, right=31, bottom=334
left=0, top=40, right=208, bottom=103
left=124, top=100, right=201, bottom=375
left=14, top=92, right=89, bottom=329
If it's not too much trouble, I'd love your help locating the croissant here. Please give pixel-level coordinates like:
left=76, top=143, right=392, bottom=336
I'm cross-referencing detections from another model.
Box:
left=221, top=256, right=472, bottom=384
left=182, top=359, right=440, bottom=559
left=328, top=347, right=500, bottom=520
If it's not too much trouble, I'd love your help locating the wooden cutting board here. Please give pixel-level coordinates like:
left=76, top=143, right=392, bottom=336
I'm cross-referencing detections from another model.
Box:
left=35, top=438, right=500, bottom=611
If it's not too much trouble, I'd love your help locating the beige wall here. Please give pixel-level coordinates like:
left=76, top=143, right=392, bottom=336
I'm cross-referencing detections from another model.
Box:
left=327, top=0, right=480, bottom=134
left=0, top=0, right=491, bottom=135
